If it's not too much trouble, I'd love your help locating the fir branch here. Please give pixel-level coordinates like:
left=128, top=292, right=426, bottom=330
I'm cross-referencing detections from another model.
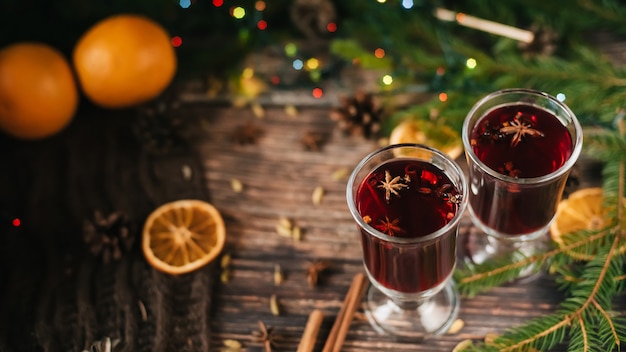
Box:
left=456, top=228, right=612, bottom=297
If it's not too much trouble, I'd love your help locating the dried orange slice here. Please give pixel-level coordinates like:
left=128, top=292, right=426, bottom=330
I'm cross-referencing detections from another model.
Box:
left=142, top=199, right=226, bottom=275
left=389, top=119, right=463, bottom=160
left=550, top=188, right=626, bottom=260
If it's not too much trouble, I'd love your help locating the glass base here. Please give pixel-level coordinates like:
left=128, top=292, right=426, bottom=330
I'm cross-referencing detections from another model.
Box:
left=364, top=280, right=459, bottom=341
left=463, top=227, right=547, bottom=282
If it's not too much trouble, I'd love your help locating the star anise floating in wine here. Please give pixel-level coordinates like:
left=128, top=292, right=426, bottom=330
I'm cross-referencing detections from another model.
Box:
left=499, top=112, right=544, bottom=147
left=377, top=170, right=409, bottom=202
left=375, top=217, right=405, bottom=236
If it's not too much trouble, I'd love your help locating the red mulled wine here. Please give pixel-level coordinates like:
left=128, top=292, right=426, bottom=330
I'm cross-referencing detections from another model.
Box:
left=469, top=104, right=574, bottom=235
left=355, top=158, right=461, bottom=293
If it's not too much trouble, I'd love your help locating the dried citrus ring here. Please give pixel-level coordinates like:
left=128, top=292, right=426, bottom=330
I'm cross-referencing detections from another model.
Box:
left=389, top=119, right=463, bottom=160
left=549, top=187, right=626, bottom=260
left=142, top=199, right=226, bottom=275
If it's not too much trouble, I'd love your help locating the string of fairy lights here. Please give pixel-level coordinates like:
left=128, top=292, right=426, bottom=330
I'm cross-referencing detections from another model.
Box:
left=2, top=1, right=581, bottom=232
left=168, top=0, right=572, bottom=107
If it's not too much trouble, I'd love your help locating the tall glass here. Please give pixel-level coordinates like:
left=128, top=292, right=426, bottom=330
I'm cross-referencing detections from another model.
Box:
left=346, top=144, right=468, bottom=340
left=461, top=89, right=583, bottom=266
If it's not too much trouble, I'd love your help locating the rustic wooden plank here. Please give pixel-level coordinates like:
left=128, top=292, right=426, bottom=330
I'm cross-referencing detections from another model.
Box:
left=181, top=104, right=581, bottom=351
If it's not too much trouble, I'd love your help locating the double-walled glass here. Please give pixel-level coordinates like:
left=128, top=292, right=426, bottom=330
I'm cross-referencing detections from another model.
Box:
left=347, top=144, right=468, bottom=340
left=462, top=88, right=583, bottom=266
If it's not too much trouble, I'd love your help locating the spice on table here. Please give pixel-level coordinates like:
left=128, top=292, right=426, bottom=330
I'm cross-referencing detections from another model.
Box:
left=297, top=309, right=324, bottom=352
left=452, top=339, right=473, bottom=352
left=223, top=339, right=242, bottom=351
left=270, top=294, right=280, bottom=316
left=231, top=121, right=264, bottom=145
left=312, top=186, right=325, bottom=205
left=301, top=131, right=325, bottom=151
left=307, top=261, right=331, bottom=288
left=230, top=178, right=244, bottom=193
left=446, top=318, right=465, bottom=334
left=274, top=264, right=284, bottom=285
left=321, top=272, right=367, bottom=352
left=253, top=320, right=278, bottom=352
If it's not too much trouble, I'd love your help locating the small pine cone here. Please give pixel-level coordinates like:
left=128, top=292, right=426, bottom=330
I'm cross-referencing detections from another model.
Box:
left=330, top=91, right=383, bottom=139
left=83, top=211, right=133, bottom=264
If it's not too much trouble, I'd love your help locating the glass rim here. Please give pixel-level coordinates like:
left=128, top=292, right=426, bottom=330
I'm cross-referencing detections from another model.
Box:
left=346, top=143, right=468, bottom=244
left=461, top=88, right=583, bottom=184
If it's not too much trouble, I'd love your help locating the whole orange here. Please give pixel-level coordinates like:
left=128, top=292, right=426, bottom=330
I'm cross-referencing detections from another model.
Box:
left=73, top=14, right=177, bottom=109
left=0, top=42, right=78, bottom=139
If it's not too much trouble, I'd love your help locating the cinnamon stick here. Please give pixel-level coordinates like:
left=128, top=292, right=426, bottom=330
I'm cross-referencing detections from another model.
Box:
left=322, top=272, right=367, bottom=352
left=297, top=309, right=324, bottom=352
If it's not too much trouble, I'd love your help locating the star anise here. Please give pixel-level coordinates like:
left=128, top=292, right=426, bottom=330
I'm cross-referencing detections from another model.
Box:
left=375, top=217, right=405, bottom=236
left=378, top=170, right=409, bottom=202
left=231, top=121, right=264, bottom=145
left=83, top=211, right=133, bottom=264
left=300, top=131, right=325, bottom=151
left=499, top=113, right=544, bottom=147
left=252, top=320, right=279, bottom=352
left=498, top=161, right=522, bottom=178
left=307, top=260, right=331, bottom=288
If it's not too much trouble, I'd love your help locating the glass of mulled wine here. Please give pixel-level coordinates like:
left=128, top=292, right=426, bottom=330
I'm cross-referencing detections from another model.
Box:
left=461, top=88, right=583, bottom=267
left=346, top=144, right=468, bottom=340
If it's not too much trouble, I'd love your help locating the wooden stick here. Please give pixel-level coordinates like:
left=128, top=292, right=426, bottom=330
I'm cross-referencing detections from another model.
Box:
left=297, top=309, right=324, bottom=352
left=434, top=7, right=535, bottom=44
left=322, top=272, right=367, bottom=352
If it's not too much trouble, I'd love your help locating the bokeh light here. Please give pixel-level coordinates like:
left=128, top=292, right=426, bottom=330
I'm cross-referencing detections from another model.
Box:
left=382, top=74, right=393, bottom=85
left=312, top=88, right=323, bottom=98
left=374, top=48, right=385, bottom=59
left=213, top=0, right=223, bottom=7
left=306, top=58, right=320, bottom=70
left=171, top=36, right=182, bottom=47
left=232, top=6, right=246, bottom=19
left=438, top=92, right=448, bottom=102
left=556, top=93, right=566, bottom=102
left=310, top=70, right=321, bottom=82
left=402, top=0, right=414, bottom=9
left=327, top=22, right=337, bottom=33
left=242, top=67, right=254, bottom=79
left=466, top=58, right=477, bottom=69
left=257, top=20, right=267, bottom=30
left=292, top=59, right=304, bottom=70
left=285, top=43, right=297, bottom=57
left=255, top=1, right=266, bottom=11
left=271, top=76, right=280, bottom=85
left=12, top=218, right=20, bottom=227
left=179, top=0, right=191, bottom=9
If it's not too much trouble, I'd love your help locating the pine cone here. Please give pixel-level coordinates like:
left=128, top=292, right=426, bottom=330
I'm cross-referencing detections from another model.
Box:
left=83, top=211, right=133, bottom=264
left=329, top=91, right=383, bottom=139
left=518, top=24, right=559, bottom=57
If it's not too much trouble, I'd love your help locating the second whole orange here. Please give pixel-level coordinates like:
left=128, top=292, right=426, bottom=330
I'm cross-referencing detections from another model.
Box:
left=73, top=14, right=177, bottom=109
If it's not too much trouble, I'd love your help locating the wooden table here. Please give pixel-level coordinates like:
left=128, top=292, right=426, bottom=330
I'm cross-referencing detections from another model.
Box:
left=0, top=95, right=609, bottom=352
